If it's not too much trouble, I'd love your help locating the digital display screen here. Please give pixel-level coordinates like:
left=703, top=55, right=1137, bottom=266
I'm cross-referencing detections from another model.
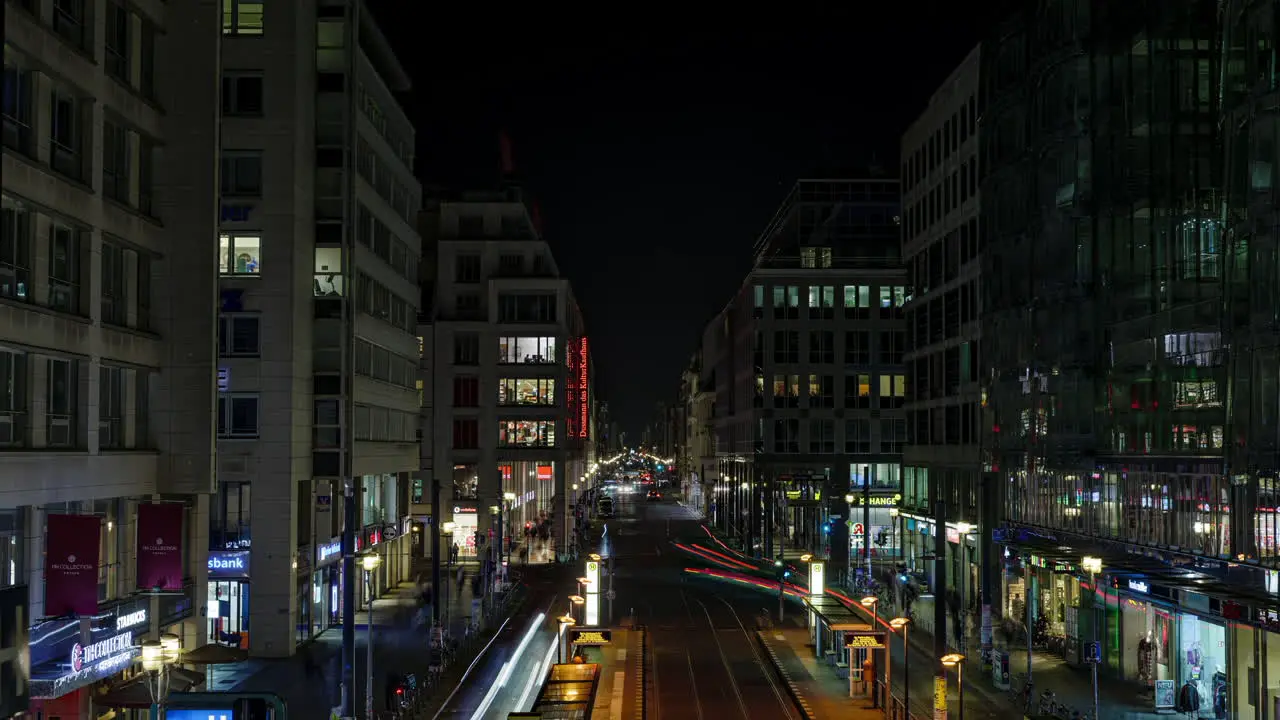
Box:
left=165, top=710, right=233, bottom=720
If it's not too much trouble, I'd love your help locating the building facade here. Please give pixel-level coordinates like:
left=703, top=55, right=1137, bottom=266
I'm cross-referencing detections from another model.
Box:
left=899, top=45, right=987, bottom=640
left=420, top=188, right=592, bottom=571
left=2, top=0, right=220, bottom=714
left=213, top=0, right=422, bottom=658
left=712, top=179, right=906, bottom=582
left=982, top=1, right=1280, bottom=715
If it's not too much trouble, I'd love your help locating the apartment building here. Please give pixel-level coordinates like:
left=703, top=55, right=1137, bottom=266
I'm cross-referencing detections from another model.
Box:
left=2, top=0, right=220, bottom=714
left=981, top=1, right=1280, bottom=712
left=711, top=178, right=906, bottom=581
left=898, top=45, right=986, bottom=626
left=420, top=188, right=592, bottom=570
left=213, top=0, right=422, bottom=659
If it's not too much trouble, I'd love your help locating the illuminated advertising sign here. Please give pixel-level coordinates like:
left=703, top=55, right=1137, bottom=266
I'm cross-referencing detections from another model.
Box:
left=207, top=550, right=250, bottom=578
left=810, top=561, right=825, bottom=597
left=849, top=493, right=902, bottom=507
left=167, top=711, right=233, bottom=720
left=585, top=592, right=600, bottom=626
left=586, top=561, right=600, bottom=588
left=566, top=338, right=590, bottom=440
left=570, top=629, right=611, bottom=645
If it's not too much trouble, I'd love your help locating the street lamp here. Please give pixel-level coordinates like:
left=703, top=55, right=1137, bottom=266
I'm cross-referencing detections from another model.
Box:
left=941, top=653, right=965, bottom=720
left=1082, top=556, right=1103, bottom=720
left=361, top=552, right=383, bottom=720
left=141, top=633, right=182, bottom=717
left=569, top=595, right=586, bottom=625
left=890, top=617, right=911, bottom=718
left=860, top=596, right=882, bottom=708
left=557, top=615, right=576, bottom=663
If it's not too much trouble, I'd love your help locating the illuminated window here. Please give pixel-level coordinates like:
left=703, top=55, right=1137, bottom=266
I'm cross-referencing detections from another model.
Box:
left=219, top=233, right=261, bottom=275
left=1174, top=380, right=1220, bottom=408
left=858, top=374, right=871, bottom=398
left=753, top=285, right=765, bottom=308
left=786, top=286, right=800, bottom=307
left=497, top=420, right=556, bottom=448
left=223, top=0, right=263, bottom=35
left=772, top=375, right=786, bottom=397
left=497, top=378, right=557, bottom=406
left=497, top=336, right=557, bottom=364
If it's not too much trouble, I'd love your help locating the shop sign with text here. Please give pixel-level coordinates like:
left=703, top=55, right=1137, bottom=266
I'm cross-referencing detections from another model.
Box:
left=566, top=337, right=590, bottom=440
left=569, top=628, right=611, bottom=646
left=207, top=550, right=250, bottom=578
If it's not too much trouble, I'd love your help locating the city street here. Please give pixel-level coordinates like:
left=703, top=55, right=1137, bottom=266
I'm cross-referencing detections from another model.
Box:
left=607, top=491, right=803, bottom=720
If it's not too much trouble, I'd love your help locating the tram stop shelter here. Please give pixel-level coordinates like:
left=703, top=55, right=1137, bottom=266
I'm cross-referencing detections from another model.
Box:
left=804, top=595, right=872, bottom=675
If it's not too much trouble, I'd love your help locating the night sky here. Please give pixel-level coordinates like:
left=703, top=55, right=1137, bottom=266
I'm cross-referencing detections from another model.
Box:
left=372, top=8, right=1000, bottom=436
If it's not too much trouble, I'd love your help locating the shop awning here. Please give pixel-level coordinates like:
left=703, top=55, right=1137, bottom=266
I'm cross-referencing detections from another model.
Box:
left=95, top=666, right=206, bottom=708
left=804, top=595, right=873, bottom=631
left=1001, top=525, right=1280, bottom=614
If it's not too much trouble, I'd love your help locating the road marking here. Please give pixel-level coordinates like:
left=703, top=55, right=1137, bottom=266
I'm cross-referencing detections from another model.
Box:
left=617, top=648, right=628, bottom=662
left=775, top=634, right=786, bottom=641
left=611, top=670, right=626, bottom=720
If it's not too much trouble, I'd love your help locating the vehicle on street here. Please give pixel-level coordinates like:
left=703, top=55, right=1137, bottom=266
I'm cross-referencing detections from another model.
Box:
left=646, top=490, right=663, bottom=501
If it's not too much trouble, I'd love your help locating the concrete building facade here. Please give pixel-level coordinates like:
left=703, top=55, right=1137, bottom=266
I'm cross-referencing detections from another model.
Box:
left=212, top=0, right=422, bottom=659
left=898, top=45, right=987, bottom=636
left=418, top=188, right=593, bottom=570
left=2, top=0, right=220, bottom=713
left=710, top=178, right=906, bottom=583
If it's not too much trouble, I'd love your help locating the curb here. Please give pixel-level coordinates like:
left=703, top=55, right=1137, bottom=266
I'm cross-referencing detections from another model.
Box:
left=754, top=630, right=817, bottom=720
left=634, top=627, right=647, bottom=718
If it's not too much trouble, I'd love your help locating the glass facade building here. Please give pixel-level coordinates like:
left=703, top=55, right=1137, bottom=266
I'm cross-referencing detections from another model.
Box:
left=981, top=0, right=1280, bottom=715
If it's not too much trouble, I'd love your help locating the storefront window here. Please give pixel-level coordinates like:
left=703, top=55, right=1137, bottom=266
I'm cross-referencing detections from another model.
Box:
left=453, top=464, right=479, bottom=500
left=0, top=509, right=25, bottom=588
left=497, top=419, right=555, bottom=447
left=1177, top=613, right=1227, bottom=717
left=208, top=580, right=249, bottom=645
left=1121, top=599, right=1173, bottom=685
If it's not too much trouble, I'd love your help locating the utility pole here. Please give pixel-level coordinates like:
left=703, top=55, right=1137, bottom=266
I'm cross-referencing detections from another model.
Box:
left=863, top=465, right=872, bottom=587
left=933, top=492, right=948, bottom=720
left=430, top=475, right=441, bottom=624
left=341, top=479, right=357, bottom=718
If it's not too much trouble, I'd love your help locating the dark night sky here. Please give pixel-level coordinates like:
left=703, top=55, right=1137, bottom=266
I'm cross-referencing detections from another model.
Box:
left=372, top=8, right=998, bottom=437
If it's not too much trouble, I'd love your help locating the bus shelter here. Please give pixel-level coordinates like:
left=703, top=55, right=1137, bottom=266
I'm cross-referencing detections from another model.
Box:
left=804, top=595, right=871, bottom=680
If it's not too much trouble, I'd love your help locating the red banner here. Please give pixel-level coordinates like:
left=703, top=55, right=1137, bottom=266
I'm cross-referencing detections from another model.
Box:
left=44, top=514, right=100, bottom=617
left=136, top=503, right=184, bottom=590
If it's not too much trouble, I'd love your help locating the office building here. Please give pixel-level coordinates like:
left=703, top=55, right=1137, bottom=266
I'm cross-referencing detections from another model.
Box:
left=2, top=0, right=220, bottom=714
left=213, top=0, right=422, bottom=658
left=709, top=178, right=906, bottom=581
left=982, top=1, right=1280, bottom=713
left=421, top=188, right=593, bottom=568
left=898, top=45, right=986, bottom=635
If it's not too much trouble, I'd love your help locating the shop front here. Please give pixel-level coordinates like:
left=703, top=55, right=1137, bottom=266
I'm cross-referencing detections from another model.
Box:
left=206, top=549, right=250, bottom=647
left=313, top=537, right=344, bottom=633
left=28, top=592, right=196, bottom=719
left=847, top=492, right=903, bottom=563
left=450, top=505, right=480, bottom=559
left=1103, top=581, right=1230, bottom=717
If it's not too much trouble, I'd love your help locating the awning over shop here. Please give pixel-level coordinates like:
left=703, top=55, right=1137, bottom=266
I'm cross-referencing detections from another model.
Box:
left=95, top=666, right=206, bottom=708
left=804, top=595, right=873, bottom=631
left=1001, top=525, right=1280, bottom=614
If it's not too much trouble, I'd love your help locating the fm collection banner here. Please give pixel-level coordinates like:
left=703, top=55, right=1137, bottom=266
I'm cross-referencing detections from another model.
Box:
left=44, top=514, right=100, bottom=617
left=137, top=503, right=184, bottom=590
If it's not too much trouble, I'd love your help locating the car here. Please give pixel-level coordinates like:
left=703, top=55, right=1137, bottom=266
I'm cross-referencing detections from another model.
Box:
left=646, top=490, right=662, bottom=501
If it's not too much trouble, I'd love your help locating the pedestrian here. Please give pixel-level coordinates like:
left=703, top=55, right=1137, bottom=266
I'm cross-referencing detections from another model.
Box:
left=302, top=643, right=320, bottom=680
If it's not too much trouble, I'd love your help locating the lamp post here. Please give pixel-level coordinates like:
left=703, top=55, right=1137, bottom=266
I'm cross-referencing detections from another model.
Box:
left=503, top=492, right=517, bottom=565
left=774, top=560, right=788, bottom=623
left=941, top=653, right=965, bottom=720
left=861, top=596, right=881, bottom=709
left=890, top=617, right=911, bottom=719
left=141, top=633, right=182, bottom=718
left=845, top=493, right=857, bottom=588
left=361, top=552, right=383, bottom=720
left=1082, top=556, right=1103, bottom=720
left=569, top=595, right=586, bottom=625
left=557, top=615, right=576, bottom=663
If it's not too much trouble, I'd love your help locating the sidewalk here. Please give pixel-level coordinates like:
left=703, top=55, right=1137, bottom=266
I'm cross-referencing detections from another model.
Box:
left=695, top=523, right=1163, bottom=720
left=756, top=628, right=881, bottom=720
left=200, top=575, right=481, bottom=717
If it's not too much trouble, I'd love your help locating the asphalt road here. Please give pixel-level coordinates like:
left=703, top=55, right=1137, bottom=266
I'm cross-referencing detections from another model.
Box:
left=605, top=488, right=803, bottom=720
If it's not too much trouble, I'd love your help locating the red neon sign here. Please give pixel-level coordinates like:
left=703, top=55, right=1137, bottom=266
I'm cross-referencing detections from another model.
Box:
left=576, top=338, right=589, bottom=439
